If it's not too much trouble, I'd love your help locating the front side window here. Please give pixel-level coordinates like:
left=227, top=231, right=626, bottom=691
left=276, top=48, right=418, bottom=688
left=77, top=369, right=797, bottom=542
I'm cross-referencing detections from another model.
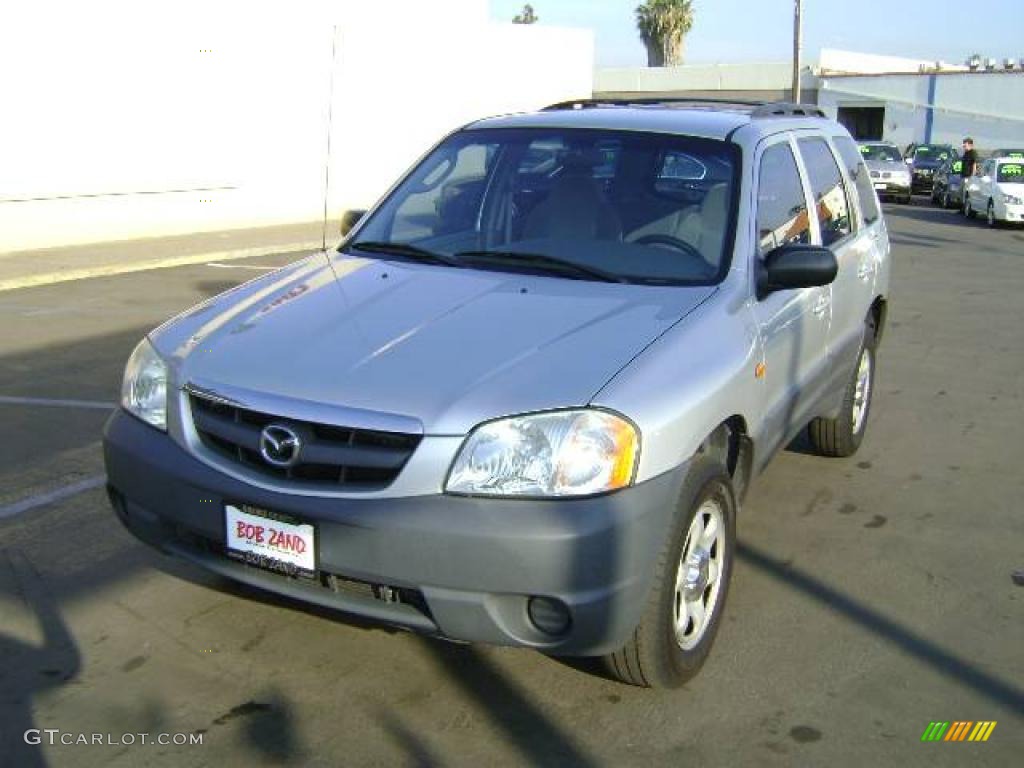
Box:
left=798, top=138, right=853, bottom=246
left=835, top=136, right=880, bottom=225
left=345, top=128, right=740, bottom=286
left=756, top=142, right=811, bottom=256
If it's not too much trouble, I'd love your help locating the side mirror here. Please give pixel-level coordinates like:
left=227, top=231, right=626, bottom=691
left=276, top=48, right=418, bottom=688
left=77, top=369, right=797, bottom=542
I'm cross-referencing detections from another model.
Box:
left=340, top=209, right=367, bottom=238
left=757, top=243, right=838, bottom=299
left=905, top=158, right=914, bottom=165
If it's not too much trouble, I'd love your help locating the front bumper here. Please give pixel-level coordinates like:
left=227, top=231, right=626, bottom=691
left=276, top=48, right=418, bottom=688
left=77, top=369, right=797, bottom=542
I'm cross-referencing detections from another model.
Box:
left=999, top=202, right=1024, bottom=222
left=873, top=180, right=911, bottom=198
left=103, top=409, right=686, bottom=655
left=911, top=171, right=935, bottom=192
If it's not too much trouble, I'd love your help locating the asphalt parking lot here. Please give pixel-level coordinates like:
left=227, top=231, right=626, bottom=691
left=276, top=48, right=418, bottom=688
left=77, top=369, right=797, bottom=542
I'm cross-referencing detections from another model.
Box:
left=1, top=202, right=1022, bottom=767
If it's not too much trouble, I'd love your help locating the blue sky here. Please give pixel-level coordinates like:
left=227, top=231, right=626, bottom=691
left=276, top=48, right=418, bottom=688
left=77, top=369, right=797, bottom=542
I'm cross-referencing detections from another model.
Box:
left=490, top=0, right=1023, bottom=68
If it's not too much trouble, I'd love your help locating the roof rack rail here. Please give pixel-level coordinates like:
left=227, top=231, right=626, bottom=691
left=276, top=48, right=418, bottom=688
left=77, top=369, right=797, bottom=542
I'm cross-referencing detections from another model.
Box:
left=542, top=97, right=766, bottom=111
left=542, top=97, right=827, bottom=119
left=750, top=102, right=826, bottom=118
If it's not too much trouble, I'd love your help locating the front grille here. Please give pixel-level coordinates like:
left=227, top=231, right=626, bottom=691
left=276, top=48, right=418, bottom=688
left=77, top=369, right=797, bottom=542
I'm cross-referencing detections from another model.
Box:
left=189, top=392, right=421, bottom=489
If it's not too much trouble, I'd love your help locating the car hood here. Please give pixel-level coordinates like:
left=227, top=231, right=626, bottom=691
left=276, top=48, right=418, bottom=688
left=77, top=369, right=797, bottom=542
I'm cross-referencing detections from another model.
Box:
left=865, top=159, right=908, bottom=173
left=157, top=253, right=715, bottom=435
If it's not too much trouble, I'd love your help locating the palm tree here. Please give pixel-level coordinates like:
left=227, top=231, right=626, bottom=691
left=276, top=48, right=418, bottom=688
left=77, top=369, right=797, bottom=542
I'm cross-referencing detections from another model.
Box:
left=636, top=0, right=694, bottom=67
left=513, top=4, right=539, bottom=24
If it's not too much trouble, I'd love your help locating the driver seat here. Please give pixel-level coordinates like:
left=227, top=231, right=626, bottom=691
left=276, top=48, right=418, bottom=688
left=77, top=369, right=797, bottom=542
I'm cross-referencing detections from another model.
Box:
left=677, top=183, right=729, bottom=265
left=522, top=163, right=622, bottom=241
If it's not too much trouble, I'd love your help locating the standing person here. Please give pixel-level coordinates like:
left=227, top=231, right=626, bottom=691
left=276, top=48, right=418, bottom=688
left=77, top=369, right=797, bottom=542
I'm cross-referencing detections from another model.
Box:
left=961, top=137, right=978, bottom=179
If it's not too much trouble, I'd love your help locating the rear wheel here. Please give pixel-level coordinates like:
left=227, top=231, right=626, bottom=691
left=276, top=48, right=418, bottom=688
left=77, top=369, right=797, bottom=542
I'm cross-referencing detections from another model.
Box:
left=808, top=327, right=876, bottom=458
left=604, top=457, right=736, bottom=688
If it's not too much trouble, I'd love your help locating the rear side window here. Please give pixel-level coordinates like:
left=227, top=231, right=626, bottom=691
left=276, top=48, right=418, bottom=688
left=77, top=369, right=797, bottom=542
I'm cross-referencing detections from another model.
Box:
left=798, top=138, right=853, bottom=246
left=756, top=142, right=811, bottom=256
left=834, top=136, right=880, bottom=225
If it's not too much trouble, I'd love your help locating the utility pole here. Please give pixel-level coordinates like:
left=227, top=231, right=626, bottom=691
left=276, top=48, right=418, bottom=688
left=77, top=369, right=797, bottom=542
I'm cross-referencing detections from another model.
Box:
left=792, top=0, right=803, bottom=102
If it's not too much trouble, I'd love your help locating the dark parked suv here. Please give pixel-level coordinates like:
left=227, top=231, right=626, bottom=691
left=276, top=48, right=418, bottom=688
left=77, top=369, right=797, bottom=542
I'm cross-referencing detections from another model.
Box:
left=904, top=143, right=955, bottom=194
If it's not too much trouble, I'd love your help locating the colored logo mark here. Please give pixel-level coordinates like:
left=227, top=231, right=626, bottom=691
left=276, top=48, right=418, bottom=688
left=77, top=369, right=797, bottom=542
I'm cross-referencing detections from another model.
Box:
left=921, top=721, right=997, bottom=742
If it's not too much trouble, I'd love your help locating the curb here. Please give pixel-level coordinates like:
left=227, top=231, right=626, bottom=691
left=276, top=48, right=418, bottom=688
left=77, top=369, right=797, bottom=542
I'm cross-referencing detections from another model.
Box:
left=0, top=241, right=322, bottom=293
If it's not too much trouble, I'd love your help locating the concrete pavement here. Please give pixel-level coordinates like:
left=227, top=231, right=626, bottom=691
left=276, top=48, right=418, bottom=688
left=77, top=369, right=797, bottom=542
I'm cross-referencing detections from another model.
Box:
left=0, top=204, right=1022, bottom=767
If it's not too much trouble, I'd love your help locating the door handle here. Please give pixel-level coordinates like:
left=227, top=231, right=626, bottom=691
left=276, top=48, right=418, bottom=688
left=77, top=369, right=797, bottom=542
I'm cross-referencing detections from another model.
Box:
left=812, top=294, right=830, bottom=316
left=857, top=262, right=874, bottom=280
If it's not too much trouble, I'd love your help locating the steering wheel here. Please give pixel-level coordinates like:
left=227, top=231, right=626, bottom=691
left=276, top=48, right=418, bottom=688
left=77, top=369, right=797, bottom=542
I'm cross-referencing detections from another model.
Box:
left=632, top=233, right=704, bottom=261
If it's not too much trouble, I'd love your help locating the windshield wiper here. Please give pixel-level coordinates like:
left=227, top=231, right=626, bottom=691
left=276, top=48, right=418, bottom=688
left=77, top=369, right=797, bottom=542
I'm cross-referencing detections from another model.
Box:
left=455, top=250, right=627, bottom=284
left=349, top=241, right=463, bottom=268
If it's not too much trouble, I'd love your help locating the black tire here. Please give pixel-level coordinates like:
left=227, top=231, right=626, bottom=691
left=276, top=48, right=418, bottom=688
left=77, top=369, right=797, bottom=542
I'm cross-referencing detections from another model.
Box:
left=808, top=328, right=876, bottom=458
left=902, top=195, right=912, bottom=205
left=964, top=197, right=976, bottom=218
left=942, top=189, right=952, bottom=209
left=604, top=457, right=736, bottom=688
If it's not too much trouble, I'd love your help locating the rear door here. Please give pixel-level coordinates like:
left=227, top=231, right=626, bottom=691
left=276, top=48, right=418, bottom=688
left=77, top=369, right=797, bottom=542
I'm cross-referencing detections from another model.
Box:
left=830, top=135, right=884, bottom=373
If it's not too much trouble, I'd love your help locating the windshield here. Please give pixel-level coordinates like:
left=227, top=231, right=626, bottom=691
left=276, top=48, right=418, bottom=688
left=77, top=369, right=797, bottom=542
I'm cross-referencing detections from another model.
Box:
left=344, top=128, right=739, bottom=285
left=997, top=162, right=1024, bottom=183
left=913, top=145, right=952, bottom=161
left=859, top=144, right=903, bottom=163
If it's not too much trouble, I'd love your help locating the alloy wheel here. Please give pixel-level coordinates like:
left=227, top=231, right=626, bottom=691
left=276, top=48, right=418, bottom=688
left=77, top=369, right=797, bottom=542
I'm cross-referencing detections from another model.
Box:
left=673, top=499, right=726, bottom=651
left=851, top=347, right=873, bottom=435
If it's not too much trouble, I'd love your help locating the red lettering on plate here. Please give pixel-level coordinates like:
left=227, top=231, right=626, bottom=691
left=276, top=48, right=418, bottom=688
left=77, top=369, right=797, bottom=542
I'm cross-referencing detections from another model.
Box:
left=294, top=537, right=306, bottom=554
left=235, top=521, right=266, bottom=544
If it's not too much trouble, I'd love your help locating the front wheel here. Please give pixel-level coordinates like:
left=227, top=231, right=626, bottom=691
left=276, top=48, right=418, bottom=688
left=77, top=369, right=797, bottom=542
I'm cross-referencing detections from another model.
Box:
left=604, top=457, right=736, bottom=688
left=964, top=197, right=976, bottom=218
left=808, top=335, right=876, bottom=458
left=987, top=200, right=998, bottom=228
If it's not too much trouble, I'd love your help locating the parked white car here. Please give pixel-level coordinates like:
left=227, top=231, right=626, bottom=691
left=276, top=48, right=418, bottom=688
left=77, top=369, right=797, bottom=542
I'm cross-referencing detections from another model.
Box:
left=964, top=156, right=1024, bottom=226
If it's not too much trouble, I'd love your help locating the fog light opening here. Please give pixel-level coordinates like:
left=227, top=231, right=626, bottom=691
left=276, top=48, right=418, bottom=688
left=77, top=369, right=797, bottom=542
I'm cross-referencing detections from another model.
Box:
left=527, top=596, right=572, bottom=637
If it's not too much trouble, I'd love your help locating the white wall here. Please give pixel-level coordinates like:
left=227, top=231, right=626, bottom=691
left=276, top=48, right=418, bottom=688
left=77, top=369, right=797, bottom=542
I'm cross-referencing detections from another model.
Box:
left=596, top=61, right=796, bottom=94
left=0, top=1, right=592, bottom=253
left=817, top=48, right=935, bottom=75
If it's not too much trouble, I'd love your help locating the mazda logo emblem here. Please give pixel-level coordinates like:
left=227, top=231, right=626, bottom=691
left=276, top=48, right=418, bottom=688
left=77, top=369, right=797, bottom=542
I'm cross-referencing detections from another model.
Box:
left=259, top=424, right=302, bottom=468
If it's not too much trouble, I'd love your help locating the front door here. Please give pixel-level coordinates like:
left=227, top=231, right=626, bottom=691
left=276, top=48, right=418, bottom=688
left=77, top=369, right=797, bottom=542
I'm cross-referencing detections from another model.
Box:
left=750, top=134, right=832, bottom=457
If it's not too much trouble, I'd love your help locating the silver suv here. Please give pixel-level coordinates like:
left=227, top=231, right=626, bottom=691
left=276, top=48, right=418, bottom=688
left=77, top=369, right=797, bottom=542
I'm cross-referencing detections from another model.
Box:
left=105, top=99, right=891, bottom=688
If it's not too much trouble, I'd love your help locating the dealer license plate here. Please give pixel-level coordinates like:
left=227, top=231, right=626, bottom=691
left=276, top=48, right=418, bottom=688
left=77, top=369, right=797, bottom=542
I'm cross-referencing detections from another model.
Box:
left=225, top=504, right=315, bottom=576
left=873, top=182, right=887, bottom=190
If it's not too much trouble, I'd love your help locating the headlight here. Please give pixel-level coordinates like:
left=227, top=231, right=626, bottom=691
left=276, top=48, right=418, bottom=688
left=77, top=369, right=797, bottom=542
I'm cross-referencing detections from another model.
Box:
left=121, top=338, right=168, bottom=430
left=1002, top=193, right=1022, bottom=205
left=445, top=410, right=639, bottom=497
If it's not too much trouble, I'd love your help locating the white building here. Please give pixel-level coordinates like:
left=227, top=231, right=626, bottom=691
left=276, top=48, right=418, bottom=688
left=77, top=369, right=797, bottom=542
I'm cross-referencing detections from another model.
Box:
left=596, top=48, right=1024, bottom=150
left=0, top=0, right=593, bottom=253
